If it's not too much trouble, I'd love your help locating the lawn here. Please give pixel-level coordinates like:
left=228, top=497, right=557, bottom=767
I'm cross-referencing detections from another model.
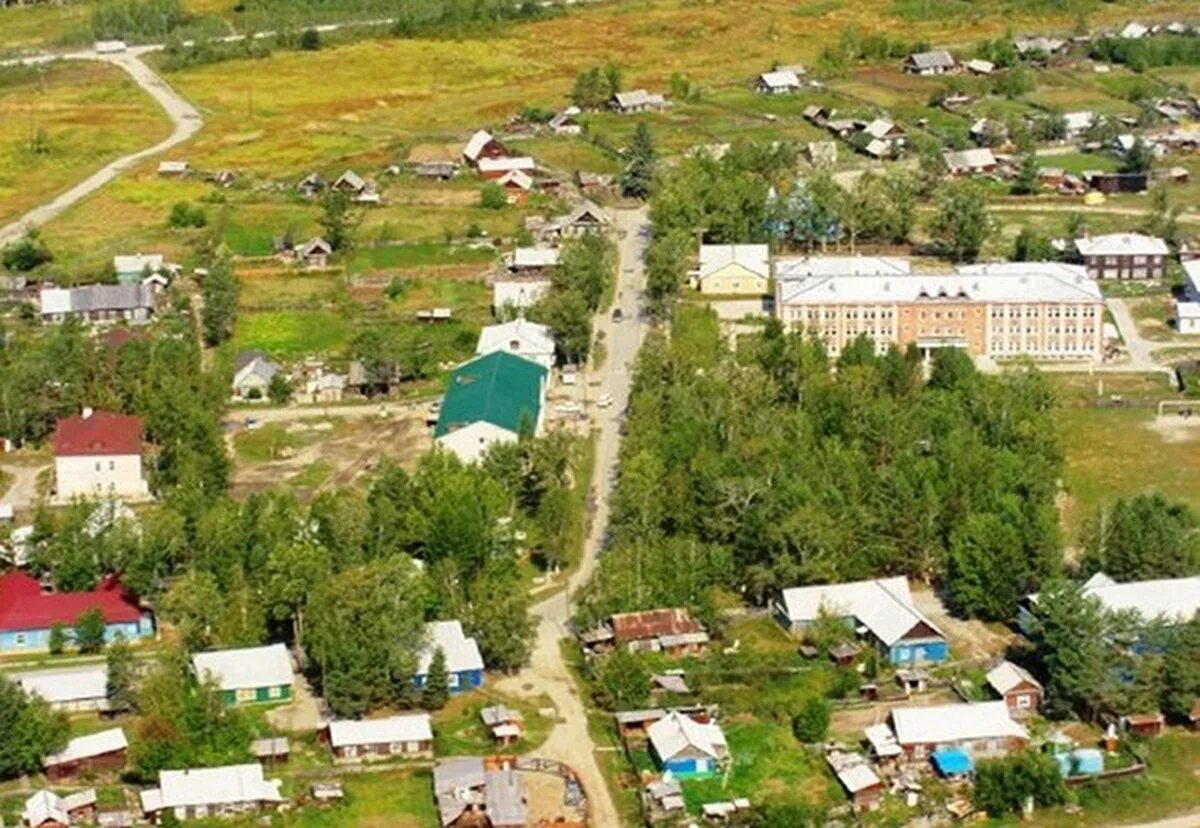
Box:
left=431, top=689, right=555, bottom=756
left=279, top=769, right=440, bottom=828
left=0, top=61, right=171, bottom=227
left=232, top=309, right=352, bottom=358
left=1056, top=405, right=1200, bottom=539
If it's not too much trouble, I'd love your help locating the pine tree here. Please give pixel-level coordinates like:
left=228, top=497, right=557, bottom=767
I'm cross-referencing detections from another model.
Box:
left=106, top=636, right=138, bottom=712
left=620, top=122, right=657, bottom=200
left=421, top=647, right=450, bottom=710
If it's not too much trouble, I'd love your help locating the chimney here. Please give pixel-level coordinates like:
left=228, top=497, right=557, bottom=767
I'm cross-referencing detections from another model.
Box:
left=82, top=406, right=94, bottom=419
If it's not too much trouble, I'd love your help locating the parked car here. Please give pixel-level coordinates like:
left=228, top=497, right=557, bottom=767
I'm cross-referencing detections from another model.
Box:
left=597, top=394, right=614, bottom=408
left=611, top=308, right=624, bottom=322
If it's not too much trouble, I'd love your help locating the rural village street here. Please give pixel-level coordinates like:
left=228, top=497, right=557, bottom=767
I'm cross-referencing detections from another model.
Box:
left=497, top=207, right=651, bottom=828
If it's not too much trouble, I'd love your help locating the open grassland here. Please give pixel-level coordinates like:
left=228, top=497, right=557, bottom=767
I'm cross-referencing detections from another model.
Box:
left=0, top=61, right=171, bottom=227
left=0, top=2, right=93, bottom=52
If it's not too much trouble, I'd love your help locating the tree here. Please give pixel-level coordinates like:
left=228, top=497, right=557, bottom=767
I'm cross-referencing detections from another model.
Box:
left=201, top=254, right=238, bottom=347
left=0, top=674, right=68, bottom=779
left=2, top=230, right=53, bottom=272
left=167, top=202, right=206, bottom=228
left=420, top=647, right=450, bottom=710
left=319, top=190, right=356, bottom=251
left=106, top=635, right=138, bottom=712
left=263, top=542, right=331, bottom=648
left=74, top=607, right=108, bottom=654
left=1161, top=614, right=1200, bottom=722
left=160, top=569, right=224, bottom=652
left=1029, top=579, right=1109, bottom=720
left=1081, top=494, right=1199, bottom=581
left=592, top=648, right=650, bottom=710
left=1013, top=228, right=1055, bottom=262
left=533, top=289, right=591, bottom=365
left=928, top=181, right=994, bottom=262
left=48, top=622, right=68, bottom=655
left=479, top=182, right=507, bottom=210
left=267, top=372, right=291, bottom=405
left=620, top=122, right=657, bottom=200
left=1010, top=153, right=1040, bottom=195
left=1119, top=137, right=1156, bottom=174
left=792, top=697, right=831, bottom=743
left=299, top=28, right=320, bottom=50
left=974, top=752, right=1066, bottom=817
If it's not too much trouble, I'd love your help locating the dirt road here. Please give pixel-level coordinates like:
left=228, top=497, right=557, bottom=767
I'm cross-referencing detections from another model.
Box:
left=0, top=47, right=201, bottom=247
left=0, top=460, right=48, bottom=512
left=498, top=207, right=651, bottom=828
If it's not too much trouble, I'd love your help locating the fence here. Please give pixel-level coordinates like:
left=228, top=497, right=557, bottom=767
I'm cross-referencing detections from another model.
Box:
left=1064, top=763, right=1147, bottom=787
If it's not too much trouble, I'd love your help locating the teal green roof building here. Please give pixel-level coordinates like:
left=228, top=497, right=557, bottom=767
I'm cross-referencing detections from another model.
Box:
left=435, top=351, right=549, bottom=439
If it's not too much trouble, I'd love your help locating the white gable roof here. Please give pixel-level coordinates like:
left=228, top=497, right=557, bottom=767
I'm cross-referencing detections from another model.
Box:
left=778, top=577, right=942, bottom=647
left=777, top=266, right=1103, bottom=306
left=759, top=70, right=801, bottom=89
left=493, top=280, right=551, bottom=311
left=192, top=643, right=293, bottom=691
left=1079, top=573, right=1200, bottom=622
left=986, top=661, right=1041, bottom=696
left=39, top=288, right=73, bottom=315
left=477, top=319, right=555, bottom=360
left=113, top=254, right=164, bottom=275
left=864, top=119, right=900, bottom=140
left=44, top=728, right=128, bottom=766
left=510, top=247, right=560, bottom=269
left=15, top=664, right=108, bottom=704
left=25, top=791, right=69, bottom=827
left=419, top=620, right=485, bottom=675
left=1063, top=110, right=1095, bottom=133
left=152, top=764, right=283, bottom=810
left=498, top=169, right=534, bottom=190
left=478, top=156, right=535, bottom=174
left=1074, top=233, right=1169, bottom=257
left=944, top=148, right=997, bottom=171
left=463, top=130, right=496, bottom=161
left=647, top=711, right=727, bottom=761
left=891, top=701, right=1027, bottom=746
left=328, top=714, right=432, bottom=747
left=698, top=244, right=770, bottom=281
left=776, top=256, right=912, bottom=280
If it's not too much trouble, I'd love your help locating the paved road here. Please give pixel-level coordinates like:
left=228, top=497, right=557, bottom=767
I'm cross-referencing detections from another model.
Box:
left=1106, top=296, right=1160, bottom=371
left=0, top=48, right=201, bottom=247
left=498, top=207, right=650, bottom=828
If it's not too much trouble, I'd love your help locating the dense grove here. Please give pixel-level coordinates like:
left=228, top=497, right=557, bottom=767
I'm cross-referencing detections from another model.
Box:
left=577, top=307, right=1064, bottom=625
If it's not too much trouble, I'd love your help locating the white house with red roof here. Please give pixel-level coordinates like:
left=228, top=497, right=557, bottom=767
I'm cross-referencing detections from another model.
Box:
left=0, top=572, right=154, bottom=651
left=53, top=408, right=149, bottom=502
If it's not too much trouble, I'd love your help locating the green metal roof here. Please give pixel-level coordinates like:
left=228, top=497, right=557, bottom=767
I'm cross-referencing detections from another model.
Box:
left=434, top=351, right=548, bottom=438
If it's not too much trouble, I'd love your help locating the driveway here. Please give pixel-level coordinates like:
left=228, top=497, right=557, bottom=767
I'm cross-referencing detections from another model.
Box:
left=1107, top=296, right=1161, bottom=372
left=0, top=48, right=201, bottom=247
left=498, top=207, right=650, bottom=828
left=0, top=460, right=49, bottom=512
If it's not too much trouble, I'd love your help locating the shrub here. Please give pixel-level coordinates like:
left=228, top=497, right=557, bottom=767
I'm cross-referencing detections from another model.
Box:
left=792, top=697, right=831, bottom=743
left=2, top=231, right=53, bottom=272
left=479, top=183, right=508, bottom=210
left=299, top=28, right=320, bottom=51
left=168, top=201, right=207, bottom=229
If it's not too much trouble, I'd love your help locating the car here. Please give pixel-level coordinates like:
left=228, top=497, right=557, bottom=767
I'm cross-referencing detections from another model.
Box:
left=556, top=402, right=584, bottom=415
left=611, top=308, right=624, bottom=322
left=244, top=417, right=262, bottom=431
left=596, top=394, right=614, bottom=409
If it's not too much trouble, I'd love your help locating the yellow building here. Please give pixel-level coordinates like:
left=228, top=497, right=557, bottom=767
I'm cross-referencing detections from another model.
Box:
left=696, top=244, right=771, bottom=296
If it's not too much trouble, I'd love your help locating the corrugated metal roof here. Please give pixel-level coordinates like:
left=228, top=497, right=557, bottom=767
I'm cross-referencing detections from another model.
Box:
left=434, top=352, right=547, bottom=438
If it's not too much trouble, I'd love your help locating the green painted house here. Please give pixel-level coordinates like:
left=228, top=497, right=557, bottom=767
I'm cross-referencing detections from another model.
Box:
left=435, top=351, right=549, bottom=463
left=192, top=643, right=294, bottom=706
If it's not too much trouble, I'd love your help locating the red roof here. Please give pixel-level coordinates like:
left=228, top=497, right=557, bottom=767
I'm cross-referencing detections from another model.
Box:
left=0, top=572, right=144, bottom=632
left=609, top=608, right=704, bottom=644
left=53, top=411, right=143, bottom=457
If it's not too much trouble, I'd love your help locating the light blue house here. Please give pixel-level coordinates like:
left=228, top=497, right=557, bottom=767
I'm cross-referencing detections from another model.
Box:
left=647, top=710, right=728, bottom=778
left=413, top=620, right=484, bottom=694
left=775, top=577, right=948, bottom=665
left=0, top=572, right=154, bottom=653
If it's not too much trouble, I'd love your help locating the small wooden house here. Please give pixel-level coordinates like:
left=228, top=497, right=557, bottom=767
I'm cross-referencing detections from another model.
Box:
left=43, top=728, right=128, bottom=780
left=328, top=714, right=434, bottom=762
left=986, top=661, right=1043, bottom=718
left=1121, top=712, right=1165, bottom=738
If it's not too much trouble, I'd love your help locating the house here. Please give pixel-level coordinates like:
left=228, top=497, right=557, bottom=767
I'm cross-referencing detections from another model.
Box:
left=904, top=50, right=957, bottom=75
left=807, top=141, right=838, bottom=166
left=1122, top=712, right=1165, bottom=737
left=113, top=254, right=166, bottom=285
left=413, top=161, right=459, bottom=180
left=587, top=608, right=709, bottom=656
left=231, top=351, right=279, bottom=401
left=297, top=172, right=325, bottom=197
left=964, top=58, right=995, bottom=75
left=647, top=710, right=728, bottom=777
left=13, top=664, right=110, bottom=711
left=434, top=352, right=549, bottom=464
left=295, top=237, right=333, bottom=269
left=943, top=147, right=998, bottom=176
left=462, top=130, right=508, bottom=167
left=476, top=319, right=556, bottom=369
left=542, top=200, right=611, bottom=240
left=24, top=789, right=97, bottom=828
left=887, top=701, right=1029, bottom=760
left=44, top=728, right=128, bottom=780
left=480, top=705, right=523, bottom=746
left=775, top=260, right=1105, bottom=360
left=498, top=168, right=534, bottom=195
left=864, top=723, right=902, bottom=764
left=53, top=409, right=150, bottom=501
left=549, top=107, right=583, bottom=136
left=506, top=246, right=560, bottom=274
left=1113, top=134, right=1165, bottom=158
left=986, top=661, right=1043, bottom=718
left=1063, top=110, right=1095, bottom=139
left=192, top=643, right=294, bottom=705
left=477, top=156, right=536, bottom=180
left=433, top=758, right=528, bottom=828
left=1023, top=572, right=1200, bottom=633
left=804, top=104, right=831, bottom=125
left=493, top=279, right=552, bottom=315
left=250, top=737, right=290, bottom=764
left=327, top=714, right=433, bottom=762
left=1086, top=170, right=1148, bottom=194
left=1120, top=21, right=1149, bottom=40
left=969, top=118, right=1006, bottom=146
left=416, top=620, right=485, bottom=693
left=612, top=89, right=669, bottom=113
left=827, top=751, right=884, bottom=811
left=301, top=371, right=346, bottom=404
left=1014, top=36, right=1067, bottom=56
left=756, top=70, right=801, bottom=94
left=776, top=577, right=948, bottom=665
left=1178, top=260, right=1200, bottom=334
left=331, top=169, right=367, bottom=195
left=157, top=160, right=189, bottom=176
left=140, top=764, right=284, bottom=822
left=695, top=243, right=771, bottom=295
left=1074, top=233, right=1169, bottom=279
left=40, top=284, right=155, bottom=325
left=0, top=572, right=152, bottom=654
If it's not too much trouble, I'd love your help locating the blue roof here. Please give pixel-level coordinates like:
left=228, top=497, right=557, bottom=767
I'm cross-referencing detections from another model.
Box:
left=931, top=747, right=974, bottom=776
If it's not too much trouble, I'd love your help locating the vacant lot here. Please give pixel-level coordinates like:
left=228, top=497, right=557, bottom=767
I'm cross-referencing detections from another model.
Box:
left=0, top=61, right=170, bottom=226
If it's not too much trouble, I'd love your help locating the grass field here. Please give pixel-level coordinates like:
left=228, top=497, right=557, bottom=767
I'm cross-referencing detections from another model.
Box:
left=0, top=61, right=171, bottom=227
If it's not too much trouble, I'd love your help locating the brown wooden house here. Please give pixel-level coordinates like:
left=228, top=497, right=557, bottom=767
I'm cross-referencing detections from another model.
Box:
left=327, top=715, right=433, bottom=762
left=43, top=728, right=127, bottom=780
left=986, top=661, right=1043, bottom=719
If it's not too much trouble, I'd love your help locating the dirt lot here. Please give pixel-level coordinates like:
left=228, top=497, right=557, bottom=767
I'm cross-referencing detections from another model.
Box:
left=230, top=409, right=431, bottom=499
left=828, top=688, right=962, bottom=738
left=910, top=588, right=1015, bottom=661
left=522, top=770, right=585, bottom=826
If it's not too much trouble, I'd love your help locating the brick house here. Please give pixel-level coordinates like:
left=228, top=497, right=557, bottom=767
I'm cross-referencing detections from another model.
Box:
left=1074, top=233, right=1169, bottom=279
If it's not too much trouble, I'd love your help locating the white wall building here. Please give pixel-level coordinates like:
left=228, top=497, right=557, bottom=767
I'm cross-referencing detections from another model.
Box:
left=476, top=319, right=556, bottom=369
left=53, top=409, right=149, bottom=502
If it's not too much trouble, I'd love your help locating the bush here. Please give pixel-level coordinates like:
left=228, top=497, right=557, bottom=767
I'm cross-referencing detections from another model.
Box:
left=2, top=231, right=53, bottom=272
left=299, top=28, right=321, bottom=50
left=479, top=182, right=508, bottom=210
left=974, top=752, right=1066, bottom=817
left=792, top=697, right=831, bottom=743
left=168, top=201, right=207, bottom=229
